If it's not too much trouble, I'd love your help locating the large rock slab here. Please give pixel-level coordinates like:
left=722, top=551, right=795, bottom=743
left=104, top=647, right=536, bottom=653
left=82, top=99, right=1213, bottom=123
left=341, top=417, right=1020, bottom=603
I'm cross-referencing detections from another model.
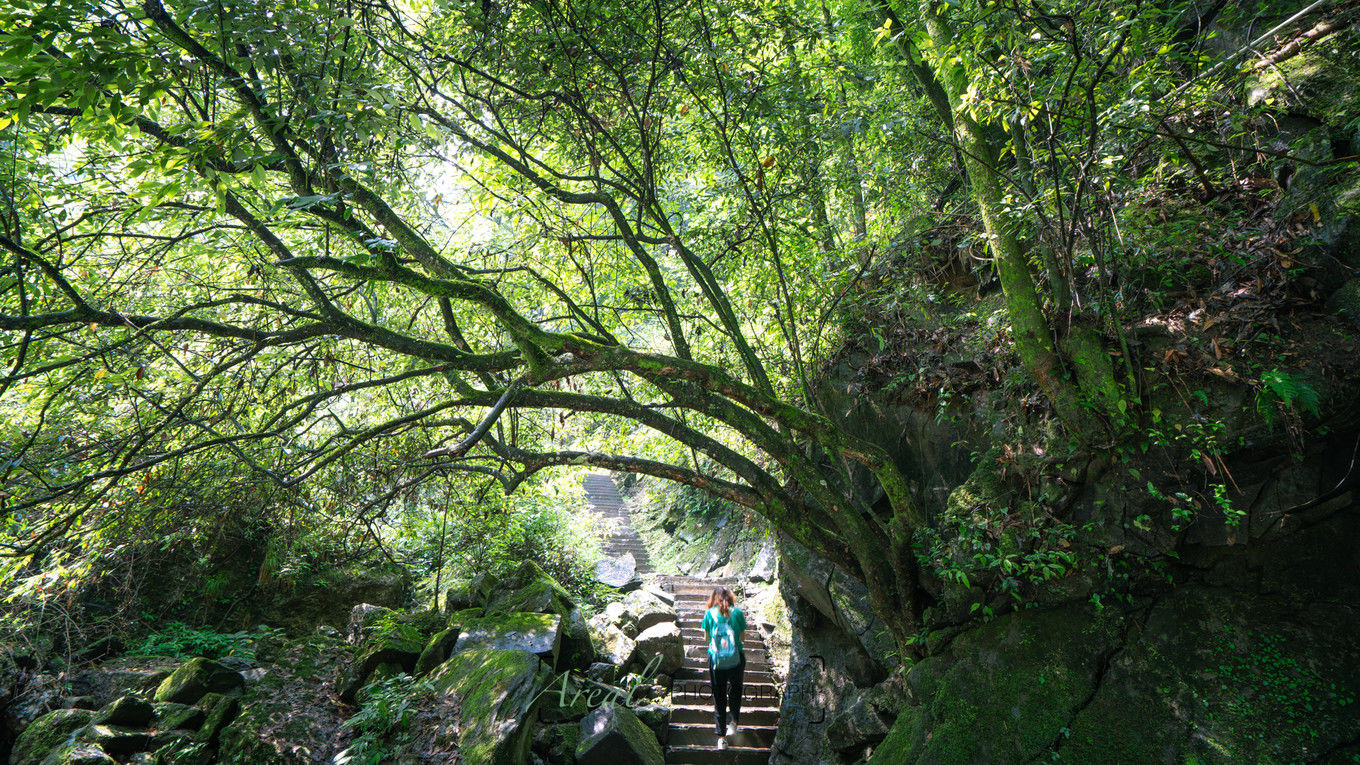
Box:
left=631, top=622, right=684, bottom=677
left=621, top=591, right=676, bottom=635
left=575, top=703, right=664, bottom=765
left=595, top=553, right=639, bottom=589
left=596, top=624, right=635, bottom=667
left=10, top=708, right=95, bottom=765
left=454, top=612, right=563, bottom=668
left=749, top=539, right=777, bottom=582
left=153, top=659, right=244, bottom=705
left=427, top=648, right=552, bottom=765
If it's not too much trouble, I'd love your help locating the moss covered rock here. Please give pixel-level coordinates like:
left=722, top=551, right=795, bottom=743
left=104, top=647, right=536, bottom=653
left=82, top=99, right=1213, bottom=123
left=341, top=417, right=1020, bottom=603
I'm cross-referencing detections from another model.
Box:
left=870, top=605, right=1122, bottom=764
left=426, top=648, right=552, bottom=765
left=193, top=692, right=239, bottom=745
left=91, top=695, right=153, bottom=728
left=575, top=703, right=664, bottom=765
left=150, top=702, right=204, bottom=731
left=339, top=611, right=436, bottom=702
left=532, top=722, right=582, bottom=764
left=10, top=708, right=95, bottom=765
left=153, top=659, right=243, bottom=705
left=453, top=612, right=563, bottom=668
left=78, top=725, right=152, bottom=756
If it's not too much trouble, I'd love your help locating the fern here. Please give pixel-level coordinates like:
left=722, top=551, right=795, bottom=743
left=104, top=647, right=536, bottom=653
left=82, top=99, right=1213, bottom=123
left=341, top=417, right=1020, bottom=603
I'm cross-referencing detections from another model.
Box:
left=1256, top=369, right=1320, bottom=429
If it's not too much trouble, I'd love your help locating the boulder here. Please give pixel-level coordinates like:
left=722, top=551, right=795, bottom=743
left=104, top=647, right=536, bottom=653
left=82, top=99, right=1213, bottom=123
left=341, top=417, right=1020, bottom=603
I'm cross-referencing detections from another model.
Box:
left=594, top=553, right=638, bottom=589
left=602, top=602, right=635, bottom=636
left=426, top=648, right=552, bottom=765
left=488, top=562, right=575, bottom=616
left=621, top=591, right=676, bottom=635
left=632, top=703, right=671, bottom=745
left=575, top=703, right=664, bottom=765
left=10, top=708, right=95, bottom=765
left=340, top=612, right=436, bottom=702
left=346, top=603, right=394, bottom=645
left=6, top=672, right=61, bottom=736
left=585, top=663, right=618, bottom=685
left=453, top=612, right=563, bottom=668
left=537, top=674, right=592, bottom=723
left=415, top=627, right=460, bottom=677
left=153, top=659, right=244, bottom=705
left=194, top=692, right=239, bottom=745
left=597, top=625, right=635, bottom=667
left=92, top=696, right=153, bottom=728
left=150, top=702, right=204, bottom=731
left=631, top=622, right=684, bottom=677
left=559, top=609, right=596, bottom=672
left=80, top=724, right=153, bottom=756
left=533, top=722, right=582, bottom=765
left=749, top=539, right=776, bottom=582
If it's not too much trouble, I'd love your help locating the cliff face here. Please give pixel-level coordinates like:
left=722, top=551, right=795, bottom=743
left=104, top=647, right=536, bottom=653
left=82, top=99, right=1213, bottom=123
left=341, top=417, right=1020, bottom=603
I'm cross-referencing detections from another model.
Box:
left=772, top=427, right=1360, bottom=764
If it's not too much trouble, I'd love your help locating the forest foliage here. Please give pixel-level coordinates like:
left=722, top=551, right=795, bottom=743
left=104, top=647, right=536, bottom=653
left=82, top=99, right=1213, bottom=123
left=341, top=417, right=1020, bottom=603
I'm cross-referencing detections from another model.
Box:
left=0, top=0, right=1355, bottom=656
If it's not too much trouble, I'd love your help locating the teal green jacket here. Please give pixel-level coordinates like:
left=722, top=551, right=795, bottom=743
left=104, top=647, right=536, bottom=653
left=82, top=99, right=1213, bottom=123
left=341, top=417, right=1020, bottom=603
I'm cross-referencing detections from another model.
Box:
left=702, top=606, right=746, bottom=657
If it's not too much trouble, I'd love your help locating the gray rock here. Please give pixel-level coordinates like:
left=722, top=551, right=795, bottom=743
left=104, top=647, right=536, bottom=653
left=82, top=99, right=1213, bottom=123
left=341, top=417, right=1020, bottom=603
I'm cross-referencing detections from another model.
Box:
left=425, top=648, right=553, bottom=765
left=621, top=591, right=676, bottom=634
left=81, top=724, right=153, bottom=755
left=632, top=703, right=671, bottom=744
left=749, top=539, right=776, bottom=582
left=346, top=603, right=394, bottom=645
left=595, top=553, right=638, bottom=589
left=453, top=612, right=563, bottom=668
left=575, top=703, right=664, bottom=765
left=560, top=609, right=596, bottom=672
left=93, top=695, right=153, bottom=728
left=631, top=622, right=684, bottom=677
left=153, top=659, right=243, bottom=705
left=10, top=708, right=95, bottom=765
left=597, top=625, right=635, bottom=667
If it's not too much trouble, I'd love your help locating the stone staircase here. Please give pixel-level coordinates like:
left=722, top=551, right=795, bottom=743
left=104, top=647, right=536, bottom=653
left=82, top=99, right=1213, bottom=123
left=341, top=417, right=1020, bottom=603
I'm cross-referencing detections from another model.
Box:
left=584, top=472, right=654, bottom=576
left=659, top=575, right=779, bottom=765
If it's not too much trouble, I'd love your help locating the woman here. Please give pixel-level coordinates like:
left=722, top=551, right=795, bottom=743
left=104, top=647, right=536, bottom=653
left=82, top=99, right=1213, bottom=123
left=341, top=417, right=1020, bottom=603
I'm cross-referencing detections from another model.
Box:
left=702, top=585, right=747, bottom=749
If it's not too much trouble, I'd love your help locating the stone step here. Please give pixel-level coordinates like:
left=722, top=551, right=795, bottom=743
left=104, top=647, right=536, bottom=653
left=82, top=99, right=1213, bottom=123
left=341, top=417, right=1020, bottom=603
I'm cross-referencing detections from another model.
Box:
left=686, top=646, right=766, bottom=662
left=665, top=746, right=771, bottom=765
left=669, top=705, right=779, bottom=727
left=674, top=668, right=777, bottom=684
left=669, top=725, right=776, bottom=749
left=680, top=630, right=763, bottom=647
left=672, top=684, right=780, bottom=706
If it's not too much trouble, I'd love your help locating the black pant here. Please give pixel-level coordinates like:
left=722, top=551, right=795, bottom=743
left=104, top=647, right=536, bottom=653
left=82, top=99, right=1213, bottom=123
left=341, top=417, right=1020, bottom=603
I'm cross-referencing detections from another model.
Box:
left=710, top=652, right=745, bottom=734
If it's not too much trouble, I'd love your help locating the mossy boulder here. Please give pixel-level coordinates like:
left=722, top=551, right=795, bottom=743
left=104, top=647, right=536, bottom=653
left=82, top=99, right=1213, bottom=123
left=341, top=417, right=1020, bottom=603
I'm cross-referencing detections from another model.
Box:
left=559, top=609, right=596, bottom=672
left=532, top=722, right=582, bottom=765
left=340, top=611, right=439, bottom=702
left=575, top=703, right=664, bottom=765
left=10, top=708, right=95, bottom=765
left=536, top=673, right=592, bottom=723
left=153, top=658, right=244, bottom=705
left=870, top=605, right=1122, bottom=763
left=631, top=622, right=683, bottom=677
left=453, top=612, right=563, bottom=668
left=426, top=648, right=552, bottom=765
left=90, top=695, right=153, bottom=728
left=620, top=591, right=676, bottom=635
left=41, top=742, right=115, bottom=765
left=596, top=624, right=634, bottom=667
left=150, top=702, right=204, bottom=731
left=193, top=692, right=240, bottom=745
left=79, top=725, right=152, bottom=756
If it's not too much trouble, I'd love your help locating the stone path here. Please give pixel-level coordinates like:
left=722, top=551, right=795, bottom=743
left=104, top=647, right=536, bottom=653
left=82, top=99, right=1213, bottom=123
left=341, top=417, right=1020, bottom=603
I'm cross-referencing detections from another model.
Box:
left=659, top=575, right=779, bottom=765
left=584, top=472, right=654, bottom=576
left=582, top=473, right=777, bottom=764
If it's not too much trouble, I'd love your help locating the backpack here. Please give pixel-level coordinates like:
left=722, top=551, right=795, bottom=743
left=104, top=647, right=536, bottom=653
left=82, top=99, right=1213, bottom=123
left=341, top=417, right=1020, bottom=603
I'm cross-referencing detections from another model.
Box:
left=709, top=609, right=742, bottom=670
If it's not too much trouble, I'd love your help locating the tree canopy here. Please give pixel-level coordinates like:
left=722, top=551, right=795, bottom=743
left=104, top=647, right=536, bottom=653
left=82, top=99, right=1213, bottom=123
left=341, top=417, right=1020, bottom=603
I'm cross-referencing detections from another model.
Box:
left=1, top=0, right=1335, bottom=652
